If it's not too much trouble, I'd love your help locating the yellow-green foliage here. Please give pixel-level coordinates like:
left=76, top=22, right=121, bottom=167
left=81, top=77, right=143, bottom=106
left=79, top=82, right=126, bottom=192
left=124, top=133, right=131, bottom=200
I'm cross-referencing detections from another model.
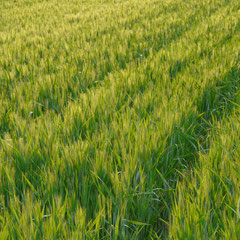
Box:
left=0, top=0, right=239, bottom=239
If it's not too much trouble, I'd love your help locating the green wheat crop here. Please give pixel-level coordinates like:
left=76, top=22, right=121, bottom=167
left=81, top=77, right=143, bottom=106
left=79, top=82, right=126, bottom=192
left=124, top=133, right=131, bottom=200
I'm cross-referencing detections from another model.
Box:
left=0, top=0, right=240, bottom=239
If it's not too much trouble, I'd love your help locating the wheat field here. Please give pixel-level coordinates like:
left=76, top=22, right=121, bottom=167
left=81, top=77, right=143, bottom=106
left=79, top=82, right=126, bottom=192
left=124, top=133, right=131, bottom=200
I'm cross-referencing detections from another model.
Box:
left=0, top=0, right=240, bottom=239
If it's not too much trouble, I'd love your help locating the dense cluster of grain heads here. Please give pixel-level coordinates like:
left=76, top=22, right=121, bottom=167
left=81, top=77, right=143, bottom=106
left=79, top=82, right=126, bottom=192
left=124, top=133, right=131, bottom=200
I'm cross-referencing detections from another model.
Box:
left=0, top=0, right=240, bottom=238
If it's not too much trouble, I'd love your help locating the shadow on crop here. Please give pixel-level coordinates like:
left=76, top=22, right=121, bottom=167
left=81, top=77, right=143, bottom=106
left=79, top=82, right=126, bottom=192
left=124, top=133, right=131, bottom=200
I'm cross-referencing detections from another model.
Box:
left=151, top=59, right=240, bottom=237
